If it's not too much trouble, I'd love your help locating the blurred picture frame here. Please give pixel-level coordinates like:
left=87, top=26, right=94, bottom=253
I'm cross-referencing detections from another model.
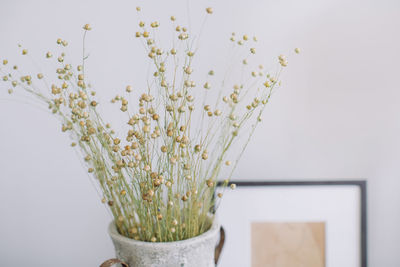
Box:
left=216, top=180, right=367, bottom=267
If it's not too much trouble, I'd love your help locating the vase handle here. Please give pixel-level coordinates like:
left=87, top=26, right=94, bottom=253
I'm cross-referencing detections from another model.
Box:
left=100, top=258, right=129, bottom=267
left=214, top=226, right=225, bottom=265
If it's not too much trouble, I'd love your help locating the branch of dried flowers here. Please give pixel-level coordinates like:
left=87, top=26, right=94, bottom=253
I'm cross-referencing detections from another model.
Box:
left=0, top=6, right=300, bottom=242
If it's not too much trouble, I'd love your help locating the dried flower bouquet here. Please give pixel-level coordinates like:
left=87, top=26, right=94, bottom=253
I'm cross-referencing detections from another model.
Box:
left=0, top=6, right=298, bottom=242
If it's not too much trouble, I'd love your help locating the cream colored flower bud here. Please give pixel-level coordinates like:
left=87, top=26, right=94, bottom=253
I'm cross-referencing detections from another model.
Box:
left=131, top=142, right=139, bottom=149
left=250, top=48, right=256, bottom=54
left=113, top=138, right=120, bottom=145
left=150, top=21, right=160, bottom=28
left=129, top=227, right=138, bottom=235
left=206, top=7, right=213, bottom=14
left=194, top=144, right=201, bottom=152
left=280, top=60, right=288, bottom=67
left=143, top=125, right=150, bottom=133
left=184, top=66, right=193, bottom=74
left=178, top=106, right=185, bottom=113
left=147, top=189, right=154, bottom=197
left=83, top=24, right=92, bottom=31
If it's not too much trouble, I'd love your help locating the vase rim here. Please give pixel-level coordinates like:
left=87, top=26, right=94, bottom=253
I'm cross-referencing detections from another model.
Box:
left=108, top=215, right=220, bottom=247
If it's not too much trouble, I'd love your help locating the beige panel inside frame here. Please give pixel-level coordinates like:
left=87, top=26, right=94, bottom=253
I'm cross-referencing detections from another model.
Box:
left=251, top=222, right=326, bottom=267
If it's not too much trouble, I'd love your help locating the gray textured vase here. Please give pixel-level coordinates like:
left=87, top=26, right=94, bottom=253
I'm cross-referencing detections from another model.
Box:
left=108, top=218, right=221, bottom=267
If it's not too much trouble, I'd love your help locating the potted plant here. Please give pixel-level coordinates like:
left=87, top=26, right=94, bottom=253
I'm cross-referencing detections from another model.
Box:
left=0, top=5, right=298, bottom=267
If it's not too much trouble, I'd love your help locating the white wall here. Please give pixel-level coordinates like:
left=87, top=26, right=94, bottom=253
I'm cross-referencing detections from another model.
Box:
left=0, top=0, right=399, bottom=266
